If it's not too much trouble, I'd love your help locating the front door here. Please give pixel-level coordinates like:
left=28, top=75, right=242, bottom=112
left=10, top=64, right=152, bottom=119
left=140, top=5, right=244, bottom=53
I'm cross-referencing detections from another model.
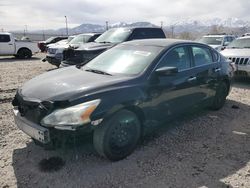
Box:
left=146, top=45, right=203, bottom=122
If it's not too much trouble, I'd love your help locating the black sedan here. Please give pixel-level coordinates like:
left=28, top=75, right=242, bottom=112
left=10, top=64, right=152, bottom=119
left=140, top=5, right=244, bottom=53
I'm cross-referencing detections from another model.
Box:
left=12, top=39, right=232, bottom=161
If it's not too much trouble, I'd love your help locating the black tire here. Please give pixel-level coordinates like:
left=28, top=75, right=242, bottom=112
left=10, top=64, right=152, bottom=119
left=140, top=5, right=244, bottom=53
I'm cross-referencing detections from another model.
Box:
left=17, top=48, right=32, bottom=59
left=93, top=110, right=141, bottom=161
left=210, top=82, right=228, bottom=110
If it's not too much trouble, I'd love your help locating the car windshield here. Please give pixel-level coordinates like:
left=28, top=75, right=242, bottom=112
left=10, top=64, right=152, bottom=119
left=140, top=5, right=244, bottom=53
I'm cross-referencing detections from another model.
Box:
left=83, top=44, right=163, bottom=75
left=69, top=35, right=91, bottom=45
left=199, top=37, right=223, bottom=45
left=67, top=36, right=75, bottom=42
left=95, top=28, right=132, bottom=43
left=228, top=38, right=250, bottom=48
left=45, top=37, right=56, bottom=43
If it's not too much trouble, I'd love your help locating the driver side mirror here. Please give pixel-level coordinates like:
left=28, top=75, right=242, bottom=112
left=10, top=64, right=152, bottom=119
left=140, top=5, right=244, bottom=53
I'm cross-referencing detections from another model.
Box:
left=155, top=66, right=178, bottom=76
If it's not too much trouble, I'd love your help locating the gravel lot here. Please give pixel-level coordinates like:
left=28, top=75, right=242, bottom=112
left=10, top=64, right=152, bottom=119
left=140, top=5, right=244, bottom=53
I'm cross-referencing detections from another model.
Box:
left=0, top=53, right=250, bottom=188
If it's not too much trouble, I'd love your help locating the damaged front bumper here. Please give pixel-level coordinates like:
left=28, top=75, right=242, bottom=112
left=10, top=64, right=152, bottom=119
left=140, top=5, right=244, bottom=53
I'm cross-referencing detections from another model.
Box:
left=13, top=109, right=50, bottom=144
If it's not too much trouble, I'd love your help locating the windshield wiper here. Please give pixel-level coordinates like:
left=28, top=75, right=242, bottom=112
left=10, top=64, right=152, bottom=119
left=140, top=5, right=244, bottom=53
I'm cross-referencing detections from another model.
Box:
left=85, top=68, right=112, bottom=76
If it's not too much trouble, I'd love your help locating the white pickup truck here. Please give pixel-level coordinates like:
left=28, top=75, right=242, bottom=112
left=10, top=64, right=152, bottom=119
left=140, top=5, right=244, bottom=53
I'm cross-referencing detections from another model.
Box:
left=0, top=32, right=39, bottom=58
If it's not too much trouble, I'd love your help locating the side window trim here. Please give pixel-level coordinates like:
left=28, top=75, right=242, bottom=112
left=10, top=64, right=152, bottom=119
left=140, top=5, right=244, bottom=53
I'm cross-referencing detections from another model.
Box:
left=189, top=44, right=218, bottom=68
left=154, top=44, right=192, bottom=72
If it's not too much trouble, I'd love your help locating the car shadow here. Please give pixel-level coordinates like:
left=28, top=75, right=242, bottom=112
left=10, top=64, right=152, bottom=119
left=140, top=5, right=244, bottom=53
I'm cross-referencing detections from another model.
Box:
left=0, top=56, right=41, bottom=63
left=233, top=77, right=250, bottom=90
left=12, top=99, right=250, bottom=188
left=46, top=67, right=58, bottom=72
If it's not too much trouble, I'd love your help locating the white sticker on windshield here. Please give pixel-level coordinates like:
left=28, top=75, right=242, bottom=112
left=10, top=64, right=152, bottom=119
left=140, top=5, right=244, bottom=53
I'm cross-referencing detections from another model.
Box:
left=134, top=51, right=151, bottom=56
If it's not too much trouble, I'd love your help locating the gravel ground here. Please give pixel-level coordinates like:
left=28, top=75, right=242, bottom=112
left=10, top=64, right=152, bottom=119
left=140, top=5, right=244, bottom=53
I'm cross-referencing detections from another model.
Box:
left=0, top=53, right=250, bottom=188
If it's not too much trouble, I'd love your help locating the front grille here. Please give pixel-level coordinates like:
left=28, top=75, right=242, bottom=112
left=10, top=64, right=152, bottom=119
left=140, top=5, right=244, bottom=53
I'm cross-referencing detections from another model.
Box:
left=228, top=57, right=249, bottom=65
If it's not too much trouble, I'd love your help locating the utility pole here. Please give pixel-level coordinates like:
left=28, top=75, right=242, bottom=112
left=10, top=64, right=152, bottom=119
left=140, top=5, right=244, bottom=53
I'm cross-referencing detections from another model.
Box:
left=105, top=21, right=109, bottom=31
left=169, top=21, right=179, bottom=38
left=42, top=30, right=45, bottom=41
left=65, top=16, right=69, bottom=36
left=160, top=21, right=163, bottom=29
left=171, top=25, right=174, bottom=38
left=24, top=25, right=28, bottom=36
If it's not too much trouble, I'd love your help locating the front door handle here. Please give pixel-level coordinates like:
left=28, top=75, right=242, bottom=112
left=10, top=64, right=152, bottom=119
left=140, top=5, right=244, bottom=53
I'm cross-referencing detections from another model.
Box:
left=214, top=68, right=221, bottom=73
left=8, top=43, right=13, bottom=45
left=187, top=76, right=197, bottom=82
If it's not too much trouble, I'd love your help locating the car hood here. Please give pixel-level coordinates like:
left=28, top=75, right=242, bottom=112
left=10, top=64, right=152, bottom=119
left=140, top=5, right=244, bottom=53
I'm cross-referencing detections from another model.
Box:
left=76, top=42, right=115, bottom=51
left=50, top=43, right=70, bottom=49
left=20, top=66, right=130, bottom=101
left=221, top=48, right=250, bottom=57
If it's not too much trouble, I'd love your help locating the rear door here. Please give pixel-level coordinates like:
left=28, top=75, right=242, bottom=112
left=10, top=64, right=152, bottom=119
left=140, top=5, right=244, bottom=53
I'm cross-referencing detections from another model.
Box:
left=0, top=34, right=15, bottom=54
left=189, top=45, right=221, bottom=101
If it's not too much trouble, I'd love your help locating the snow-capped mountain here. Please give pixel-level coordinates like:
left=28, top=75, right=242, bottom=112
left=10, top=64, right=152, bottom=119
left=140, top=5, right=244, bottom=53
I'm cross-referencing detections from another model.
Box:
left=21, top=18, right=249, bottom=36
left=173, top=18, right=249, bottom=28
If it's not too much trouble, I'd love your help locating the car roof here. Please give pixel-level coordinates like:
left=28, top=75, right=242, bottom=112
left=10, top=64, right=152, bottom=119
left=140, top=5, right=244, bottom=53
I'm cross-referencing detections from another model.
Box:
left=80, top=32, right=102, bottom=35
left=122, top=39, right=198, bottom=48
left=108, top=27, right=162, bottom=31
left=203, top=34, right=235, bottom=38
left=0, top=32, right=11, bottom=35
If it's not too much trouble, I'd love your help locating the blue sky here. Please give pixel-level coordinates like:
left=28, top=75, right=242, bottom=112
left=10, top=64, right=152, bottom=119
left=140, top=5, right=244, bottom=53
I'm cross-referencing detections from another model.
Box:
left=1, top=0, right=249, bottom=31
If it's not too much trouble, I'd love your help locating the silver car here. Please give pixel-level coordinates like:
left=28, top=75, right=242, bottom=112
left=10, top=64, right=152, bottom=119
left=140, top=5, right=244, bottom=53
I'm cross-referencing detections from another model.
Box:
left=199, top=34, right=236, bottom=52
left=221, top=36, right=250, bottom=77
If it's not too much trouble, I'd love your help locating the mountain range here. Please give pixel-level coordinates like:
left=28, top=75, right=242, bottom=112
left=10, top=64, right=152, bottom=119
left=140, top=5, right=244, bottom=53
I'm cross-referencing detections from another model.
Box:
left=20, top=18, right=249, bottom=35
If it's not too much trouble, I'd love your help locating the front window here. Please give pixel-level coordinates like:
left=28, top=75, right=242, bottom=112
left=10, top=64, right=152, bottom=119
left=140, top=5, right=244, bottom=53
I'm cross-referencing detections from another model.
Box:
left=158, top=47, right=191, bottom=71
left=83, top=45, right=163, bottom=75
left=199, top=37, right=223, bottom=45
left=95, top=28, right=132, bottom=43
left=69, top=35, right=91, bottom=45
left=228, top=38, right=250, bottom=48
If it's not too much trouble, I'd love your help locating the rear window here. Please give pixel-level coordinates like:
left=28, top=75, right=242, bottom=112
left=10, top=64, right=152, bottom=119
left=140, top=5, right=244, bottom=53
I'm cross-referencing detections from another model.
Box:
left=0, top=34, right=11, bottom=42
left=131, top=28, right=165, bottom=40
left=191, top=46, right=213, bottom=66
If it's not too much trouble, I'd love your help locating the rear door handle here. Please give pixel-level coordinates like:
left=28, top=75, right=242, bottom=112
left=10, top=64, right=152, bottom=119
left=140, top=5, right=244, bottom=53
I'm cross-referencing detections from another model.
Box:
left=187, top=76, right=197, bottom=82
left=214, top=68, right=221, bottom=73
left=8, top=43, right=13, bottom=45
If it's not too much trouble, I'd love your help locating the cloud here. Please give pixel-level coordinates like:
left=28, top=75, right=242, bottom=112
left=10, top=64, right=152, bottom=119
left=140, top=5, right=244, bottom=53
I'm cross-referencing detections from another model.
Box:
left=1, top=0, right=250, bottom=31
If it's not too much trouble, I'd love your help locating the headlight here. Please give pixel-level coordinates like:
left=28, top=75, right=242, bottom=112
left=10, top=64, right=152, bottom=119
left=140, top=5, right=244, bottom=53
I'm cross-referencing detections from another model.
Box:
left=56, top=48, right=64, bottom=53
left=41, top=99, right=101, bottom=127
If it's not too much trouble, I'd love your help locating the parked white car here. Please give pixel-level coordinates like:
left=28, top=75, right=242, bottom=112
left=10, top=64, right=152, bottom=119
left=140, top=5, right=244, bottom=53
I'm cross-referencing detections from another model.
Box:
left=199, top=34, right=236, bottom=51
left=221, top=36, right=250, bottom=77
left=0, top=32, right=39, bottom=58
left=45, top=33, right=101, bottom=67
left=46, top=36, right=75, bottom=49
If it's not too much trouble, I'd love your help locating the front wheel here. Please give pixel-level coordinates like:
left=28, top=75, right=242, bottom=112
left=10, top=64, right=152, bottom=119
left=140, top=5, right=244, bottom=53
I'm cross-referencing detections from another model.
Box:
left=210, top=82, right=228, bottom=110
left=93, top=110, right=141, bottom=161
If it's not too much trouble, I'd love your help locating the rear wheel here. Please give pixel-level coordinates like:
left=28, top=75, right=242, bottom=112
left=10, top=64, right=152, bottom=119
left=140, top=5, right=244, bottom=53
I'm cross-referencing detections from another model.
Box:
left=93, top=110, right=141, bottom=161
left=210, top=82, right=228, bottom=110
left=17, top=48, right=32, bottom=59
